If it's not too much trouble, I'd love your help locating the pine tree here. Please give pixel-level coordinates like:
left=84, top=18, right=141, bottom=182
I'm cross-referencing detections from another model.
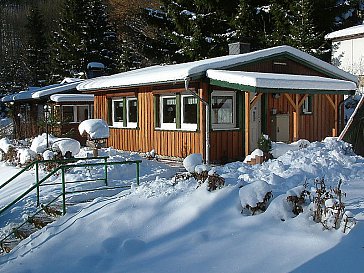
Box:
left=268, top=0, right=292, bottom=47
left=288, top=0, right=324, bottom=56
left=157, top=0, right=239, bottom=62
left=51, top=0, right=120, bottom=81
left=25, top=6, right=50, bottom=86
left=233, top=0, right=270, bottom=50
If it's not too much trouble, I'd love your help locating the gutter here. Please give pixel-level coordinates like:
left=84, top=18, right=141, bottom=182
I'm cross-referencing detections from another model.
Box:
left=184, top=77, right=210, bottom=165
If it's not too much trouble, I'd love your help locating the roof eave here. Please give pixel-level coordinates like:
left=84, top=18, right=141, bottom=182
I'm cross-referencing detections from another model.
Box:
left=209, top=79, right=355, bottom=95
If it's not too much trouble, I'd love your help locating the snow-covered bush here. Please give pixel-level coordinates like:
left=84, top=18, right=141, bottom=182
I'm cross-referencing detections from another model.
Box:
left=0, top=137, right=13, bottom=154
left=183, top=154, right=203, bottom=173
left=179, top=155, right=225, bottom=191
left=310, top=178, right=354, bottom=231
left=286, top=184, right=310, bottom=216
left=239, top=180, right=273, bottom=215
left=51, top=139, right=80, bottom=157
left=286, top=178, right=356, bottom=233
left=257, top=134, right=272, bottom=161
left=78, top=119, right=109, bottom=140
left=17, top=148, right=37, bottom=165
left=30, top=133, right=58, bottom=154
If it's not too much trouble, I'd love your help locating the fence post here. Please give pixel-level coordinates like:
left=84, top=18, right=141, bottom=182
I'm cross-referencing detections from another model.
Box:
left=104, top=157, right=108, bottom=186
left=136, top=162, right=140, bottom=186
left=35, top=161, right=40, bottom=206
left=61, top=166, right=66, bottom=215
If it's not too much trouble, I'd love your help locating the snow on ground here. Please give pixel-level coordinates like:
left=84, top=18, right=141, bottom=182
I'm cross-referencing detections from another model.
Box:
left=0, top=138, right=364, bottom=273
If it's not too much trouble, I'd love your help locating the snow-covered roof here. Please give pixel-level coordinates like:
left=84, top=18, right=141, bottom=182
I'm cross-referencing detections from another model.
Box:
left=1, top=87, right=42, bottom=103
left=61, top=78, right=84, bottom=84
left=77, top=45, right=358, bottom=91
left=50, top=94, right=94, bottom=103
left=32, top=81, right=84, bottom=99
left=1, top=79, right=84, bottom=103
left=206, top=70, right=357, bottom=93
left=325, top=24, right=364, bottom=40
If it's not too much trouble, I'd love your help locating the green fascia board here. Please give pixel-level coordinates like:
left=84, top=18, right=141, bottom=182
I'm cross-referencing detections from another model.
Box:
left=209, top=79, right=354, bottom=95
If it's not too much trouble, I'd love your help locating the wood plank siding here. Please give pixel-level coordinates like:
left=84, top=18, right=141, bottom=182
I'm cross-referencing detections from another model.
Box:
left=266, top=93, right=342, bottom=142
left=96, top=86, right=204, bottom=160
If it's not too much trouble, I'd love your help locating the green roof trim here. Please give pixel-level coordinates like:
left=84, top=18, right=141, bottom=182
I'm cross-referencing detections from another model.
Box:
left=209, top=79, right=355, bottom=95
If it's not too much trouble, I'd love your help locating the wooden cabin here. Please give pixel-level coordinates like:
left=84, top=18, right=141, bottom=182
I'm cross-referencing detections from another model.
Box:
left=77, top=45, right=357, bottom=163
left=1, top=79, right=93, bottom=141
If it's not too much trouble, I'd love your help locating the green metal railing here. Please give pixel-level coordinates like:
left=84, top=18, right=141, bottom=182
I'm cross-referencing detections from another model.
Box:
left=0, top=157, right=142, bottom=252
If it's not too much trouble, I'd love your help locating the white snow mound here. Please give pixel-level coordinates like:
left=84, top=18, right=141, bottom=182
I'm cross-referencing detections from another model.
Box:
left=52, top=139, right=80, bottom=156
left=239, top=180, right=272, bottom=208
left=0, top=137, right=13, bottom=153
left=183, top=153, right=203, bottom=173
left=79, top=119, right=109, bottom=139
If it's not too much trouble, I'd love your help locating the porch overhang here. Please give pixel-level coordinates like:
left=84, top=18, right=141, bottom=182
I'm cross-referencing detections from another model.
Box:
left=206, top=70, right=356, bottom=95
left=207, top=69, right=356, bottom=156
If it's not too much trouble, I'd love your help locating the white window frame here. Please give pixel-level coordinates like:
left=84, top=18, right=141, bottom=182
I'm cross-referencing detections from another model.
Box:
left=211, top=90, right=236, bottom=130
left=302, top=96, right=313, bottom=114
left=160, top=94, right=177, bottom=130
left=111, top=99, right=124, bottom=128
left=126, top=97, right=138, bottom=128
left=181, top=94, right=198, bottom=131
left=62, top=105, right=90, bottom=123
left=111, top=97, right=138, bottom=128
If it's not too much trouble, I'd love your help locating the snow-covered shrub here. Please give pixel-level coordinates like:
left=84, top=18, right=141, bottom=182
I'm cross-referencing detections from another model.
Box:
left=0, top=137, right=13, bottom=154
left=183, top=154, right=203, bottom=173
left=239, top=181, right=273, bottom=215
left=17, top=148, right=37, bottom=165
left=146, top=149, right=156, bottom=160
left=310, top=178, right=355, bottom=232
left=286, top=184, right=310, bottom=216
left=257, top=134, right=272, bottom=161
left=30, top=133, right=58, bottom=154
left=341, top=211, right=356, bottom=233
left=42, top=150, right=55, bottom=160
left=3, top=146, right=18, bottom=164
left=176, top=159, right=225, bottom=191
left=51, top=139, right=80, bottom=157
left=78, top=119, right=109, bottom=140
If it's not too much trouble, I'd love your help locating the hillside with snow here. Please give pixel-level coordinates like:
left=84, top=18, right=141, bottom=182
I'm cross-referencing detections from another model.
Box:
left=0, top=138, right=363, bottom=273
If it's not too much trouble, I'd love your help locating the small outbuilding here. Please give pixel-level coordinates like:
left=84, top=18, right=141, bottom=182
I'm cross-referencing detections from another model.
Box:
left=1, top=78, right=93, bottom=142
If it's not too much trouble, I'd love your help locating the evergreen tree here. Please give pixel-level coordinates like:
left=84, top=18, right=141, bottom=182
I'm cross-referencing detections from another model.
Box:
left=158, top=0, right=239, bottom=62
left=269, top=0, right=291, bottom=46
left=288, top=0, right=324, bottom=56
left=25, top=6, right=50, bottom=86
left=51, top=0, right=119, bottom=81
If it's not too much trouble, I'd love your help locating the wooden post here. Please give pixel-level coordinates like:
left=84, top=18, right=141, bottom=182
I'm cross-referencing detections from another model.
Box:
left=325, top=94, right=339, bottom=137
left=245, top=92, right=250, bottom=156
left=294, top=94, right=300, bottom=141
left=334, top=95, right=338, bottom=136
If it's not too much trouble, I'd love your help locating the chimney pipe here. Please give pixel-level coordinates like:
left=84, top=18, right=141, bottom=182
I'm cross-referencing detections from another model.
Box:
left=228, top=42, right=250, bottom=55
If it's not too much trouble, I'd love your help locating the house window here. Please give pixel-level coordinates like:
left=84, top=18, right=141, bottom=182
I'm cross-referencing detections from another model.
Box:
left=111, top=97, right=138, bottom=128
left=211, top=91, right=236, bottom=129
left=160, top=95, right=177, bottom=129
left=62, top=106, right=75, bottom=122
left=181, top=95, right=198, bottom=130
left=158, top=93, right=198, bottom=131
left=127, top=98, right=138, bottom=127
left=76, top=105, right=89, bottom=122
left=112, top=99, right=124, bottom=126
left=302, top=95, right=313, bottom=114
left=62, top=105, right=91, bottom=123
